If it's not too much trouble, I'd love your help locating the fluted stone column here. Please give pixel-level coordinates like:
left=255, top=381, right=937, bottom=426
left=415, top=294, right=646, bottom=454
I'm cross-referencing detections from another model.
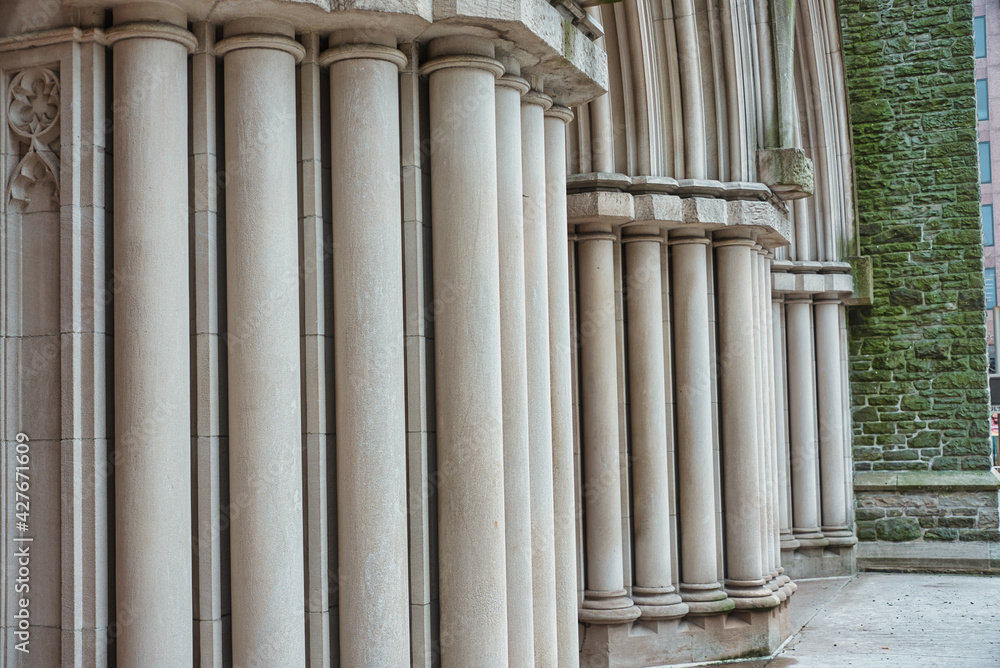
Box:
left=495, top=64, right=536, bottom=668
left=669, top=232, right=732, bottom=615
left=216, top=21, right=307, bottom=666
left=107, top=9, right=195, bottom=666
left=716, top=233, right=779, bottom=610
left=814, top=294, right=856, bottom=545
left=625, top=230, right=687, bottom=619
left=577, top=223, right=640, bottom=624
left=422, top=36, right=509, bottom=667
left=321, top=33, right=411, bottom=666
left=773, top=295, right=799, bottom=553
left=521, top=86, right=558, bottom=666
left=544, top=104, right=581, bottom=665
left=785, top=295, right=828, bottom=548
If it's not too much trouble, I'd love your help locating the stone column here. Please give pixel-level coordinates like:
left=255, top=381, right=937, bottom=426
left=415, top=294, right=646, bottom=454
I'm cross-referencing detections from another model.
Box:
left=625, top=230, right=688, bottom=620
left=494, top=64, right=536, bottom=667
left=421, top=36, right=508, bottom=667
left=107, top=8, right=195, bottom=666
left=773, top=295, right=799, bottom=553
left=544, top=104, right=581, bottom=665
left=216, top=21, right=307, bottom=666
left=669, top=232, right=732, bottom=615
left=785, top=295, right=828, bottom=548
left=577, top=222, right=640, bottom=624
left=715, top=233, right=779, bottom=610
left=320, top=33, right=411, bottom=666
left=521, top=85, right=559, bottom=666
left=814, top=294, right=856, bottom=545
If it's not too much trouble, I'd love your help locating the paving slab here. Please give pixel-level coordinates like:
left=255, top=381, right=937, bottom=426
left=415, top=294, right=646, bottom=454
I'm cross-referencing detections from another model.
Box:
left=734, top=573, right=1000, bottom=667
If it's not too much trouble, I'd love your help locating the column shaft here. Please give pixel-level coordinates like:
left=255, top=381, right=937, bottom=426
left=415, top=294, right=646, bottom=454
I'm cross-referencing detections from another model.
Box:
left=625, top=234, right=687, bottom=619
left=670, top=234, right=732, bottom=614
left=325, top=37, right=411, bottom=666
left=716, top=235, right=778, bottom=609
left=774, top=296, right=799, bottom=552
left=544, top=106, right=581, bottom=665
left=577, top=227, right=639, bottom=623
left=218, top=23, right=307, bottom=666
left=109, top=14, right=194, bottom=666
left=423, top=37, right=508, bottom=667
left=522, top=89, right=559, bottom=666
left=786, top=297, right=827, bottom=546
left=815, top=295, right=855, bottom=543
left=495, top=70, right=536, bottom=668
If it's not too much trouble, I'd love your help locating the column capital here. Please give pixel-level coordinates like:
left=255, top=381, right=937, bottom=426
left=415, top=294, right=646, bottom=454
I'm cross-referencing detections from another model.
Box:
left=420, top=54, right=504, bottom=78
left=216, top=32, right=305, bottom=62
left=105, top=21, right=197, bottom=52
left=667, top=230, right=710, bottom=246
left=522, top=88, right=552, bottom=108
left=545, top=104, right=574, bottom=123
left=812, top=291, right=843, bottom=305
left=713, top=236, right=756, bottom=250
left=497, top=74, right=530, bottom=94
left=783, top=293, right=814, bottom=305
left=620, top=233, right=663, bottom=245
left=319, top=43, right=406, bottom=69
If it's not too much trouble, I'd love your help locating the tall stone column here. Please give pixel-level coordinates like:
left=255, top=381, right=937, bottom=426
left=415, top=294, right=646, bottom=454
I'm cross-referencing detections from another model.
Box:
left=814, top=294, right=856, bottom=545
left=715, top=233, right=779, bottom=610
left=494, top=63, right=536, bottom=668
left=669, top=232, right=732, bottom=615
left=754, top=248, right=780, bottom=598
left=577, top=223, right=640, bottom=624
left=216, top=21, right=307, bottom=666
left=773, top=295, right=799, bottom=553
left=785, top=295, right=828, bottom=548
left=625, top=230, right=687, bottom=619
left=321, top=33, right=411, bottom=666
left=521, top=85, right=559, bottom=666
left=544, top=104, right=581, bottom=665
left=421, top=36, right=508, bottom=667
left=107, top=8, right=195, bottom=666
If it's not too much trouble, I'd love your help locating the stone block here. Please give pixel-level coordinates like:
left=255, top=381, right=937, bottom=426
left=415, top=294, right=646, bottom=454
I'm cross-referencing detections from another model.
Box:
left=874, top=516, right=922, bottom=541
left=757, top=147, right=815, bottom=200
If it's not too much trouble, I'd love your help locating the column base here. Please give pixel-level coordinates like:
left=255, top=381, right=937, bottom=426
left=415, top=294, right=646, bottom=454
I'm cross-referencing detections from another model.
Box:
left=632, top=585, right=689, bottom=620
left=780, top=532, right=801, bottom=551
left=679, top=582, right=736, bottom=616
left=724, top=579, right=782, bottom=610
left=822, top=526, right=859, bottom=547
left=579, top=589, right=642, bottom=624
left=579, top=598, right=792, bottom=667
left=792, top=528, right=829, bottom=549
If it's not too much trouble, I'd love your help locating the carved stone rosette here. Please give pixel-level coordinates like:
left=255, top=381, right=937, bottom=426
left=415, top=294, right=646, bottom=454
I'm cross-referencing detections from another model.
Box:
left=6, top=67, right=60, bottom=210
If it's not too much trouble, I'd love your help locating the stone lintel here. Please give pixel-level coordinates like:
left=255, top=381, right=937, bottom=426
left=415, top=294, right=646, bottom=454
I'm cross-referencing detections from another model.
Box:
left=854, top=470, right=1000, bottom=492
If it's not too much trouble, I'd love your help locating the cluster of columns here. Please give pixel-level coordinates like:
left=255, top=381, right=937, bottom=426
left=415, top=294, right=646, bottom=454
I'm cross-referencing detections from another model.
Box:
left=779, top=289, right=856, bottom=553
left=108, top=12, right=586, bottom=667
left=421, top=35, right=579, bottom=666
left=571, top=209, right=799, bottom=625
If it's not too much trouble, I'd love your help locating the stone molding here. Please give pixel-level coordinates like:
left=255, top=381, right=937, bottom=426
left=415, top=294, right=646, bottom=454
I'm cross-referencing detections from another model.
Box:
left=857, top=540, right=1000, bottom=575
left=854, top=470, right=1000, bottom=492
left=771, top=260, right=854, bottom=297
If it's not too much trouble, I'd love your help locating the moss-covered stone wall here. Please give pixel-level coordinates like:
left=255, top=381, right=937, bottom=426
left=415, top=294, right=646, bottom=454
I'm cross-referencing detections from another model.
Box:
left=839, top=0, right=998, bottom=546
left=841, top=0, right=989, bottom=473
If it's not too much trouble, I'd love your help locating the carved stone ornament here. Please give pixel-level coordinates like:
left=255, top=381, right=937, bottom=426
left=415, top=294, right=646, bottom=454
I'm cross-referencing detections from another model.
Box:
left=6, top=67, right=61, bottom=211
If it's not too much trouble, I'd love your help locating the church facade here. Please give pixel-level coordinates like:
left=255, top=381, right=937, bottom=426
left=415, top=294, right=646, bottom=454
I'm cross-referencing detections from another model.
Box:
left=0, top=0, right=993, bottom=667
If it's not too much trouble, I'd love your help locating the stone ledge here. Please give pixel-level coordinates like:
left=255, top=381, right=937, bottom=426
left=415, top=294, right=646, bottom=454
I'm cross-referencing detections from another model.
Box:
left=854, top=470, right=1000, bottom=492
left=857, top=540, right=1000, bottom=575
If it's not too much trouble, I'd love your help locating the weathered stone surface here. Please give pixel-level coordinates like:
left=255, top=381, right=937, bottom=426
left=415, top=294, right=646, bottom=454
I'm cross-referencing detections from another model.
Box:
left=874, top=517, right=922, bottom=541
left=757, top=147, right=815, bottom=200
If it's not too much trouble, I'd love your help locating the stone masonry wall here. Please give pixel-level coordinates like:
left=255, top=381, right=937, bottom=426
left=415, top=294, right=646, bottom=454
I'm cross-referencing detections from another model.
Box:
left=840, top=0, right=997, bottom=542
left=841, top=0, right=989, bottom=472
